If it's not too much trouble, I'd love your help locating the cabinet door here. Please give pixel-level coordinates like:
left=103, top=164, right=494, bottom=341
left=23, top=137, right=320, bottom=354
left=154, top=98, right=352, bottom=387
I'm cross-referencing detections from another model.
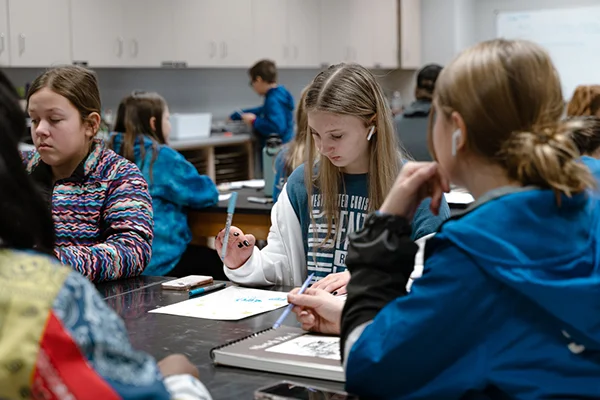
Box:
left=123, top=0, right=175, bottom=66
left=287, top=0, right=320, bottom=67
left=400, top=0, right=421, bottom=69
left=71, top=0, right=125, bottom=67
left=173, top=0, right=219, bottom=66
left=347, top=0, right=374, bottom=66
left=252, top=0, right=288, bottom=65
left=319, top=0, right=351, bottom=65
left=372, top=0, right=399, bottom=68
left=219, top=0, right=254, bottom=67
left=9, top=0, right=71, bottom=66
left=0, top=0, right=9, bottom=66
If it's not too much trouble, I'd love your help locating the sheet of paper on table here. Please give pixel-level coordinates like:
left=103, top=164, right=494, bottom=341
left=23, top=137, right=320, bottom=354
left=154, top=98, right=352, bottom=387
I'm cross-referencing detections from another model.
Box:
left=149, top=286, right=289, bottom=321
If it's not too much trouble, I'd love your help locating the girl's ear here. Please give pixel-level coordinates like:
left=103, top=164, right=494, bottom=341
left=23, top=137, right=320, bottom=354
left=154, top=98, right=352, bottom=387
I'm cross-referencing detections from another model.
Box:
left=149, top=116, right=157, bottom=132
left=85, top=112, right=101, bottom=139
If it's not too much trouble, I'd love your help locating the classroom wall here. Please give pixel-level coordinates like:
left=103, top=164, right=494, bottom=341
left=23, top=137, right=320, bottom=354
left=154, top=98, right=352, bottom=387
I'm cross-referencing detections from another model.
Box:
left=474, top=0, right=600, bottom=41
left=3, top=67, right=417, bottom=120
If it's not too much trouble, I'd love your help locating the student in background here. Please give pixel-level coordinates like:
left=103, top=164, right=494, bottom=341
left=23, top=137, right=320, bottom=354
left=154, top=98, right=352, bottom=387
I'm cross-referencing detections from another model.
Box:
left=22, top=66, right=153, bottom=282
left=109, top=92, right=222, bottom=279
left=0, top=69, right=211, bottom=400
left=229, top=59, right=295, bottom=146
left=567, top=116, right=600, bottom=158
left=272, top=87, right=309, bottom=201
left=394, top=64, right=443, bottom=161
left=567, top=84, right=600, bottom=117
left=216, top=63, right=449, bottom=292
left=289, top=39, right=600, bottom=398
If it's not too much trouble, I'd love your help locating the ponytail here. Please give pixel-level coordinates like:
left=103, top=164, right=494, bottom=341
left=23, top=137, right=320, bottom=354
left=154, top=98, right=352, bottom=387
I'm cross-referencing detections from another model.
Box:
left=499, top=120, right=595, bottom=198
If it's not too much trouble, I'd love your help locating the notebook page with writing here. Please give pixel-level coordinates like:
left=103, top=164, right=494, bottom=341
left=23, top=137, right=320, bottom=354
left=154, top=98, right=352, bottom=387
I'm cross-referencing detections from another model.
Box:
left=149, top=286, right=288, bottom=320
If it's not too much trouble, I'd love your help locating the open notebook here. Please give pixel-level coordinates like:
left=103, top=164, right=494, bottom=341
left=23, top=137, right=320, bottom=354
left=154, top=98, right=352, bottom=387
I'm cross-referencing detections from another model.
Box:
left=210, top=326, right=345, bottom=382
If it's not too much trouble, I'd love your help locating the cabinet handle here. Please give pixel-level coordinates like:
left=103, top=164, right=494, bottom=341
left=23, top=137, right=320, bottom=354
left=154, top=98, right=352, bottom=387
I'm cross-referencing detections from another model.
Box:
left=209, top=41, right=217, bottom=58
left=220, top=42, right=228, bottom=58
left=116, top=37, right=124, bottom=57
left=131, top=39, right=139, bottom=57
left=0, top=33, right=4, bottom=55
left=18, top=34, right=25, bottom=56
left=293, top=45, right=298, bottom=59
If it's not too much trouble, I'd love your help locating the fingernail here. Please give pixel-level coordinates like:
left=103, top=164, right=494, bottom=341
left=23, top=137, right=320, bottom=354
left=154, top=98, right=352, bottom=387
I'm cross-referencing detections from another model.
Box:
left=332, top=291, right=338, bottom=296
left=237, top=243, right=244, bottom=248
left=233, top=232, right=240, bottom=237
left=243, top=240, right=250, bottom=246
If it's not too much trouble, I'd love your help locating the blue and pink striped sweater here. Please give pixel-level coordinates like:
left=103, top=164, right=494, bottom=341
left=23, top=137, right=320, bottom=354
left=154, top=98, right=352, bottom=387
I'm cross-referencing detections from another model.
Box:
left=23, top=140, right=154, bottom=282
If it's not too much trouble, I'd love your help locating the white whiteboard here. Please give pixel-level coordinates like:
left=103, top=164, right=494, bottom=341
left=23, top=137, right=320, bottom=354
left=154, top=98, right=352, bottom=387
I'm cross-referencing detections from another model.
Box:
left=496, top=6, right=600, bottom=100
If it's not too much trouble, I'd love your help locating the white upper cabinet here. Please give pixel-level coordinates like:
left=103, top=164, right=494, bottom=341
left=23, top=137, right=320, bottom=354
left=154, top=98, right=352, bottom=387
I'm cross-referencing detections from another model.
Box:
left=0, top=0, right=9, bottom=66
left=9, top=0, right=71, bottom=67
left=72, top=0, right=174, bottom=67
left=319, top=0, right=352, bottom=65
left=174, top=0, right=254, bottom=67
left=399, top=0, right=421, bottom=69
left=373, top=0, right=400, bottom=68
left=122, top=0, right=175, bottom=67
left=287, top=0, right=320, bottom=67
left=71, top=0, right=124, bottom=67
left=252, top=0, right=288, bottom=65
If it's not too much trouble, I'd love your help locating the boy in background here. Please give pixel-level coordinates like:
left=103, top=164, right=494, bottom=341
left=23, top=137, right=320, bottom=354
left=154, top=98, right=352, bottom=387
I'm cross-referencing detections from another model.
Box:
left=230, top=59, right=295, bottom=146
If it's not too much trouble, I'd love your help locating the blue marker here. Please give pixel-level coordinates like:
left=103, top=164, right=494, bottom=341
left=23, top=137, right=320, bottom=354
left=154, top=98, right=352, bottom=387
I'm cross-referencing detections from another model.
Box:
left=273, top=273, right=315, bottom=329
left=220, top=191, right=239, bottom=261
left=189, top=282, right=227, bottom=297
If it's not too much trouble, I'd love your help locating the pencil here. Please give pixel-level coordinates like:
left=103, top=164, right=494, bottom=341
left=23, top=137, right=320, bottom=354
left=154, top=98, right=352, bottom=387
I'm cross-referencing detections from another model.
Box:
left=273, top=273, right=315, bottom=329
left=220, top=191, right=238, bottom=260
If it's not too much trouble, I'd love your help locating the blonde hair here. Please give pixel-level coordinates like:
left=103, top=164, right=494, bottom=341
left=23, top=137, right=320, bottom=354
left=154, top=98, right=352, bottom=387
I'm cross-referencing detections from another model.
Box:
left=304, top=63, right=402, bottom=245
left=567, top=85, right=600, bottom=117
left=430, top=39, right=594, bottom=198
left=284, top=87, right=309, bottom=176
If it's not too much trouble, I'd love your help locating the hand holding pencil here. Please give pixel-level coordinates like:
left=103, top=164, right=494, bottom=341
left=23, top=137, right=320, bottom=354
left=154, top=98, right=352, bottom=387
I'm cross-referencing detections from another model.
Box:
left=215, top=226, right=255, bottom=270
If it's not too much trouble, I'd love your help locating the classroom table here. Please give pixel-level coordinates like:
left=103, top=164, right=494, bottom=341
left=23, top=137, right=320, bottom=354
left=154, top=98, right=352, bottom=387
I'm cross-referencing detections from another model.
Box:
left=98, top=278, right=346, bottom=399
left=189, top=187, right=273, bottom=244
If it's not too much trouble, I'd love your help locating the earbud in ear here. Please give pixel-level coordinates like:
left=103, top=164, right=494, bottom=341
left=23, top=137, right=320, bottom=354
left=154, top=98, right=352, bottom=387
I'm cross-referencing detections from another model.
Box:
left=367, top=125, right=376, bottom=141
left=451, top=129, right=461, bottom=157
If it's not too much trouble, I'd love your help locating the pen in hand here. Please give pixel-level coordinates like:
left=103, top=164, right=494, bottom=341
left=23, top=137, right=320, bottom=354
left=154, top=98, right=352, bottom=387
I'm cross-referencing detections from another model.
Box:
left=220, top=191, right=239, bottom=261
left=273, top=273, right=315, bottom=329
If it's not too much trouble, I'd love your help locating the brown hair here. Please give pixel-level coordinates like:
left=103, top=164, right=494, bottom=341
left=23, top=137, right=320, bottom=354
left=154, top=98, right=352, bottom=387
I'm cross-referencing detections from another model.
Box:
left=305, top=63, right=402, bottom=245
left=566, top=116, right=600, bottom=156
left=284, top=87, right=309, bottom=176
left=27, top=65, right=101, bottom=134
left=249, top=59, right=277, bottom=83
left=430, top=39, right=594, bottom=199
left=567, top=85, right=600, bottom=117
left=108, top=92, right=168, bottom=182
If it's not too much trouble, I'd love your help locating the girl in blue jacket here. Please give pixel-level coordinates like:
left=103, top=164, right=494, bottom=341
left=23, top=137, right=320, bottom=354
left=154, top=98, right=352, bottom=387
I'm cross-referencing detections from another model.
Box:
left=109, top=92, right=220, bottom=278
left=289, top=39, right=600, bottom=399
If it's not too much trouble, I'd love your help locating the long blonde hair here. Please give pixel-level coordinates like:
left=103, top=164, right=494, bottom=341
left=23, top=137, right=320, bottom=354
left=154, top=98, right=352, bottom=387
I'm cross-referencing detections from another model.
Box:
left=304, top=63, right=402, bottom=245
left=430, top=39, right=594, bottom=198
left=284, top=87, right=309, bottom=176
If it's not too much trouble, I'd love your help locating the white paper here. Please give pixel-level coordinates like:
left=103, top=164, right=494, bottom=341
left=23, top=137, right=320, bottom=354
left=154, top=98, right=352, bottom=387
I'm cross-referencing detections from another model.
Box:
left=148, top=286, right=289, bottom=320
left=219, top=193, right=232, bottom=202
left=444, top=191, right=474, bottom=204
left=266, top=335, right=341, bottom=361
left=218, top=179, right=265, bottom=191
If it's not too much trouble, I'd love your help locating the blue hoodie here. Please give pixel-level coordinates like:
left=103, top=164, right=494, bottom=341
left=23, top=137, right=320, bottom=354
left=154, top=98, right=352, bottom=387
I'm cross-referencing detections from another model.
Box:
left=346, top=157, right=600, bottom=399
left=231, top=86, right=295, bottom=144
left=110, top=133, right=218, bottom=276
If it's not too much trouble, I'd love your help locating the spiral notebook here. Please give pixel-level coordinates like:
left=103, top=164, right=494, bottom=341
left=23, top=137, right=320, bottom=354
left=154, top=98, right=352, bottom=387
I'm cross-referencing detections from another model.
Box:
left=210, top=326, right=345, bottom=382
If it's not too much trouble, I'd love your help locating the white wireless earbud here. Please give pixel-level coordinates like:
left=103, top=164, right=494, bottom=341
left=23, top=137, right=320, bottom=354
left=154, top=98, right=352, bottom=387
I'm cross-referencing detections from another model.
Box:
left=367, top=125, right=376, bottom=141
left=451, top=129, right=461, bottom=157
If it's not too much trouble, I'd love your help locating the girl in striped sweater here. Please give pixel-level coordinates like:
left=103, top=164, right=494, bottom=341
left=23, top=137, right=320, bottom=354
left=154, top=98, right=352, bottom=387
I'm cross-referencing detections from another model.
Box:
left=22, top=65, right=153, bottom=282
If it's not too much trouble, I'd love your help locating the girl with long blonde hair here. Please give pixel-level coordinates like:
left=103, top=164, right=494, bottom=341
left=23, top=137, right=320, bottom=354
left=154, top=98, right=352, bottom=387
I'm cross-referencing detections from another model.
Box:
left=216, top=63, right=449, bottom=290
